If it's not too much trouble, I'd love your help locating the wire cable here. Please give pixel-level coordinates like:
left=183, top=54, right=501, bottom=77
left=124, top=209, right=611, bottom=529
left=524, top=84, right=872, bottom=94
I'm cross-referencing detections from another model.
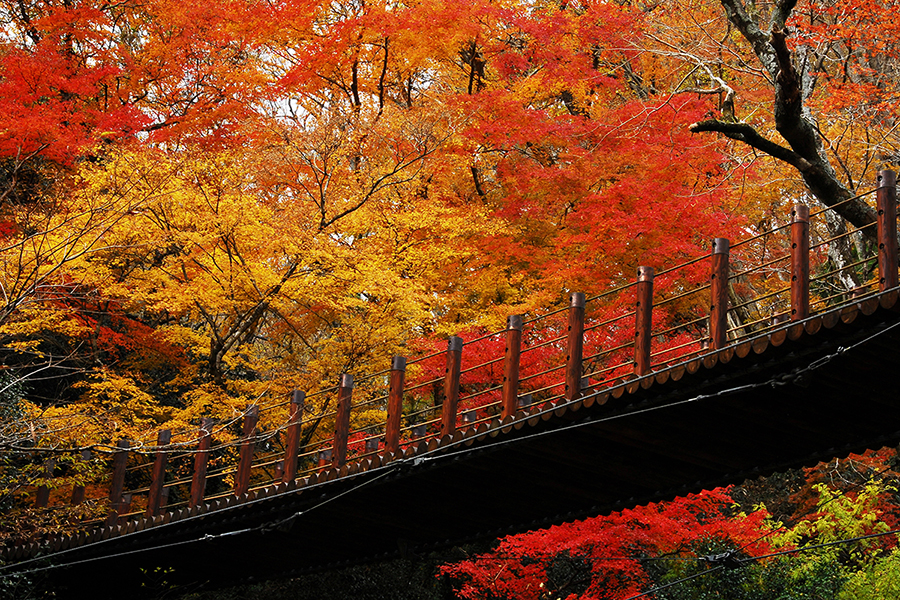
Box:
left=408, top=312, right=900, bottom=472
left=0, top=461, right=404, bottom=577
left=6, top=299, right=900, bottom=579
left=624, top=565, right=725, bottom=599
left=622, top=526, right=900, bottom=600
left=740, top=526, right=900, bottom=563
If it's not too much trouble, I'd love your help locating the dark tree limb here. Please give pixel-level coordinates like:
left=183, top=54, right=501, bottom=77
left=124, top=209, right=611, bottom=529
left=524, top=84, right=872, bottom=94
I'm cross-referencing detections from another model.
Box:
left=771, top=31, right=813, bottom=156
left=694, top=0, right=878, bottom=240
left=718, top=0, right=777, bottom=78
left=689, top=120, right=812, bottom=171
left=771, top=0, right=798, bottom=32
left=471, top=166, right=486, bottom=198
left=377, top=38, right=389, bottom=116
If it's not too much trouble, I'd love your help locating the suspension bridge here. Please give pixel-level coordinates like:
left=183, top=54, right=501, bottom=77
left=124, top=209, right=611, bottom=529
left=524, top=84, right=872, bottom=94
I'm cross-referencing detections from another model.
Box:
left=4, top=173, right=900, bottom=597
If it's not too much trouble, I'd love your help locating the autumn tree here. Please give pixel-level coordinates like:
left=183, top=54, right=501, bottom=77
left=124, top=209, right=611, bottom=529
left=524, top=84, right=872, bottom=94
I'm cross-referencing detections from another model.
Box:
left=438, top=467, right=900, bottom=600
left=676, top=0, right=882, bottom=219
left=646, top=0, right=900, bottom=290
left=0, top=0, right=746, bottom=439
left=0, top=0, right=825, bottom=543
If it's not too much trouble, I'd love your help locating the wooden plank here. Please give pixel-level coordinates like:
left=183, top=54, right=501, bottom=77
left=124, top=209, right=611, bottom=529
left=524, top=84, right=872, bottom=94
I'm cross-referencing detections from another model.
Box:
left=791, top=204, right=809, bottom=320
left=634, top=267, right=654, bottom=375
left=190, top=418, right=214, bottom=507
left=502, top=315, right=523, bottom=418
left=565, top=293, right=585, bottom=401
left=441, top=337, right=463, bottom=436
left=235, top=405, right=259, bottom=497
left=710, top=238, right=729, bottom=349
left=106, top=439, right=130, bottom=526
left=146, top=429, right=171, bottom=517
left=332, top=375, right=353, bottom=468
left=877, top=169, right=898, bottom=290
left=385, top=358, right=406, bottom=453
left=282, top=391, right=305, bottom=483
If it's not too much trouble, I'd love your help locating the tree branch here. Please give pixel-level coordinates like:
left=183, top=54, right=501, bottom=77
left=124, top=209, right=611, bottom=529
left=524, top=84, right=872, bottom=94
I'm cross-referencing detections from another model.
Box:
left=771, top=0, right=798, bottom=32
left=689, top=120, right=813, bottom=170
left=771, top=30, right=805, bottom=147
left=718, top=0, right=778, bottom=78
left=703, top=0, right=879, bottom=239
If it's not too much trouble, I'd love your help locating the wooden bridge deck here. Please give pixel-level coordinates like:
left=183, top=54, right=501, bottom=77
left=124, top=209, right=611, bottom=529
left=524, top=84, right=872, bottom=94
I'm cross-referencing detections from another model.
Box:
left=21, top=290, right=900, bottom=597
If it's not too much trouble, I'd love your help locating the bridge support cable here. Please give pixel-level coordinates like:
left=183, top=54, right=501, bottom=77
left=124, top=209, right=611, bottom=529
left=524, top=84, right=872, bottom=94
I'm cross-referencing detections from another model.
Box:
left=624, top=565, right=726, bottom=600
left=791, top=204, right=810, bottom=321
left=565, top=293, right=586, bottom=401
left=634, top=267, right=654, bottom=376
left=0, top=462, right=404, bottom=579
left=8, top=302, right=900, bottom=588
left=710, top=238, right=730, bottom=349
left=441, top=337, right=463, bottom=436
left=502, top=315, right=523, bottom=418
left=877, top=169, right=898, bottom=290
left=16, top=480, right=900, bottom=590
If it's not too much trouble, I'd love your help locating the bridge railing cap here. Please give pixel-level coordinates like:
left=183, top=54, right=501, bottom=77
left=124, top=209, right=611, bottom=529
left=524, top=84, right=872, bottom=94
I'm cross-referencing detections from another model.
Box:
left=792, top=204, right=810, bottom=222
left=878, top=169, right=897, bottom=187
left=637, top=266, right=654, bottom=281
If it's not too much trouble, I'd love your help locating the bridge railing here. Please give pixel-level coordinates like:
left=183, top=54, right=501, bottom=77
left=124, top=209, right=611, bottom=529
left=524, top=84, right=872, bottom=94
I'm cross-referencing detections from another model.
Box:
left=28, top=171, right=899, bottom=529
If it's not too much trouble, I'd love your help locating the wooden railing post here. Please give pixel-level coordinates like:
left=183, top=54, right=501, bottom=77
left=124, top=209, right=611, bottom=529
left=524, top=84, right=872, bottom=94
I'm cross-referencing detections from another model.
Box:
left=502, top=315, right=523, bottom=418
left=634, top=266, right=654, bottom=376
left=318, top=449, right=332, bottom=471
left=35, top=458, right=55, bottom=508
left=190, top=418, right=214, bottom=507
left=70, top=449, right=90, bottom=505
left=565, top=293, right=585, bottom=401
left=518, top=393, right=533, bottom=409
left=332, top=374, right=353, bottom=468
left=791, top=204, right=810, bottom=320
left=441, top=336, right=463, bottom=436
left=282, top=391, right=304, bottom=483
left=710, top=238, right=730, bottom=349
left=146, top=429, right=171, bottom=517
left=385, top=358, right=406, bottom=454
left=121, top=494, right=132, bottom=515
left=234, top=405, right=259, bottom=497
left=106, top=439, right=130, bottom=525
left=877, top=169, right=898, bottom=290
